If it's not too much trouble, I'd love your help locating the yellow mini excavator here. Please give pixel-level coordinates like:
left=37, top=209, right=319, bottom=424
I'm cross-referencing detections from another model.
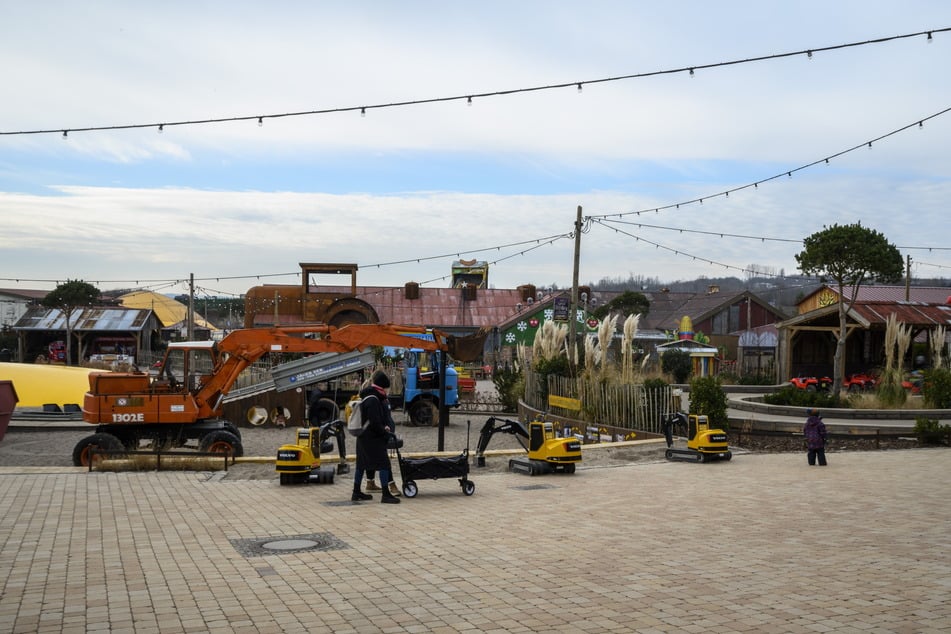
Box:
left=475, top=416, right=582, bottom=475
left=661, top=412, right=732, bottom=463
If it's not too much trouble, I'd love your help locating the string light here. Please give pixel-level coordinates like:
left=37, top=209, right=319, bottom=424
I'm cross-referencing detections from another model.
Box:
left=257, top=117, right=263, bottom=127
left=586, top=105, right=951, bottom=222
left=158, top=124, right=164, bottom=133
left=2, top=27, right=945, bottom=138
left=360, top=107, right=366, bottom=118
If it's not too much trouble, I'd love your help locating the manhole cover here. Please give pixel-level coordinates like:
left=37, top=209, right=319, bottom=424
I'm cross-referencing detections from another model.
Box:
left=230, top=532, right=349, bottom=558
left=262, top=539, right=319, bottom=551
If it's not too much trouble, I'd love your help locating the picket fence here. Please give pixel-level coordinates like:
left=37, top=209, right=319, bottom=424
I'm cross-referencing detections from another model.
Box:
left=524, top=370, right=674, bottom=436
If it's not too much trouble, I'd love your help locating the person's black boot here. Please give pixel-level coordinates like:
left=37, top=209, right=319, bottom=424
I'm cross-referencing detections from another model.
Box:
left=381, top=492, right=400, bottom=504
left=352, top=490, right=372, bottom=502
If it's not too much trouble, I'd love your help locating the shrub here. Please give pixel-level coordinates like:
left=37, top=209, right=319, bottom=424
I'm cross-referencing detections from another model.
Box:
left=688, top=376, right=728, bottom=429
left=763, top=386, right=839, bottom=409
left=914, top=417, right=950, bottom=446
left=875, top=368, right=908, bottom=408
left=922, top=368, right=951, bottom=409
left=661, top=349, right=692, bottom=384
left=492, top=365, right=524, bottom=413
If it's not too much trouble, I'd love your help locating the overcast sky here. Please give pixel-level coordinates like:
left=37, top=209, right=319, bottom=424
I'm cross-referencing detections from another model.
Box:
left=2, top=2, right=949, bottom=299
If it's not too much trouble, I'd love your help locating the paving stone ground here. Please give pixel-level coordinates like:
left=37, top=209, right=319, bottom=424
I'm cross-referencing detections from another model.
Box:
left=1, top=448, right=949, bottom=633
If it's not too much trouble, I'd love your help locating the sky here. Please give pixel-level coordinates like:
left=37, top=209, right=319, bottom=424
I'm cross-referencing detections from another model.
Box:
left=1, top=2, right=950, bottom=300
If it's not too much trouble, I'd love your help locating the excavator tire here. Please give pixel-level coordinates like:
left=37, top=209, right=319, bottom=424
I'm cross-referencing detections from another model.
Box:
left=198, top=430, right=244, bottom=458
left=73, top=433, right=124, bottom=467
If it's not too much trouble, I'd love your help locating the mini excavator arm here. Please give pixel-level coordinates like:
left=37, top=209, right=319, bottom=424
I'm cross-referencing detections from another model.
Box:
left=475, top=416, right=529, bottom=460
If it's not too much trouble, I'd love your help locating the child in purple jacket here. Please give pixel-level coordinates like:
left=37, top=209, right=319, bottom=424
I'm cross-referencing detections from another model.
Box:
left=803, top=408, right=828, bottom=466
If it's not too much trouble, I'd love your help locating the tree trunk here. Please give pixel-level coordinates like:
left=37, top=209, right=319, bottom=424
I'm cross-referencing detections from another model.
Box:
left=832, top=302, right=846, bottom=400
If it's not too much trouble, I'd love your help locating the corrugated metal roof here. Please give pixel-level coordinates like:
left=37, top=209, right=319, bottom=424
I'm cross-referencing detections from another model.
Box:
left=13, top=306, right=155, bottom=332
left=804, top=284, right=951, bottom=304
left=849, top=301, right=951, bottom=328
left=251, top=285, right=529, bottom=330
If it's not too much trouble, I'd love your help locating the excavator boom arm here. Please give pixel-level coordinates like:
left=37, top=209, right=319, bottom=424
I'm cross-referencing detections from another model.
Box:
left=194, top=323, right=451, bottom=416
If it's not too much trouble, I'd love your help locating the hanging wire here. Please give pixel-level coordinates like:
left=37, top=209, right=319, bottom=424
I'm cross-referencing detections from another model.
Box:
left=3, top=28, right=945, bottom=137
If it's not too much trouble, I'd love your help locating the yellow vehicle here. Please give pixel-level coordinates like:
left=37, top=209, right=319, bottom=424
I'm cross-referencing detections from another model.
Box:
left=275, top=420, right=348, bottom=485
left=475, top=416, right=582, bottom=475
left=661, top=412, right=732, bottom=463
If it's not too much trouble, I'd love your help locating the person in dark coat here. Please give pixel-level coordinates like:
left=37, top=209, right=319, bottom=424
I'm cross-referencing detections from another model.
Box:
left=803, top=408, right=828, bottom=466
left=352, top=370, right=401, bottom=504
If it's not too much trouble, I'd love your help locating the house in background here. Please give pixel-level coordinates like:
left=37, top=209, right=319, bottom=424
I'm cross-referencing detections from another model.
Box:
left=776, top=284, right=951, bottom=382
left=11, top=306, right=162, bottom=366
left=0, top=288, right=47, bottom=330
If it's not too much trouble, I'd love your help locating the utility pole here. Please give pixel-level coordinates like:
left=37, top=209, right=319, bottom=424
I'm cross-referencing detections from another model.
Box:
left=568, top=205, right=583, bottom=366
left=905, top=254, right=911, bottom=301
left=187, top=273, right=195, bottom=340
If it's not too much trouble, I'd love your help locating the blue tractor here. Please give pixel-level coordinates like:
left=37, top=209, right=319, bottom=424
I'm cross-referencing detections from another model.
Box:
left=401, top=348, right=459, bottom=426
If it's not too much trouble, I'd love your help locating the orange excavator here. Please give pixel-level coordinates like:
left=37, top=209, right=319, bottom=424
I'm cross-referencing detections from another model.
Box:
left=75, top=323, right=465, bottom=466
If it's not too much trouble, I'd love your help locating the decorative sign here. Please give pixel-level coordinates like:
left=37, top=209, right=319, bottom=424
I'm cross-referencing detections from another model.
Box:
left=553, top=297, right=570, bottom=321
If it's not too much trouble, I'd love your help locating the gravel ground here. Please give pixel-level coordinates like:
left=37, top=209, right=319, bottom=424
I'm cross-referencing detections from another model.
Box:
left=0, top=411, right=670, bottom=475
left=0, top=411, right=929, bottom=480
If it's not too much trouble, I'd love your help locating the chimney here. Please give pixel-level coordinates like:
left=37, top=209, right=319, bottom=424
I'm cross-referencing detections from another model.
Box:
left=404, top=282, right=420, bottom=300
left=707, top=284, right=720, bottom=294
left=517, top=284, right=537, bottom=302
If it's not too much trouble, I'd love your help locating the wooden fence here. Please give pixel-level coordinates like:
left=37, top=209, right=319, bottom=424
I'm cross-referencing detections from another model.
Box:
left=524, top=370, right=674, bottom=436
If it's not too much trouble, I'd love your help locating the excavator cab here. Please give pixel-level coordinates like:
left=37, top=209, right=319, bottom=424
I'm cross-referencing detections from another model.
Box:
left=275, top=419, right=349, bottom=485
left=476, top=416, right=582, bottom=475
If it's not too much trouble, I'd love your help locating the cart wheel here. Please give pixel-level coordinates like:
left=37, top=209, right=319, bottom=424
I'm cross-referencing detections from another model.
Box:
left=403, top=481, right=418, bottom=498
left=462, top=480, right=475, bottom=496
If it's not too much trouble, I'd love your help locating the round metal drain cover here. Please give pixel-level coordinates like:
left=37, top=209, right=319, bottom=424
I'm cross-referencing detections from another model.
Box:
left=262, top=539, right=319, bottom=551
left=230, top=532, right=349, bottom=557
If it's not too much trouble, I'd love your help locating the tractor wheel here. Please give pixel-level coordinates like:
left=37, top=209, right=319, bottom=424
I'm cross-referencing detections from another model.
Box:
left=198, top=430, right=244, bottom=458
left=72, top=433, right=123, bottom=467
left=806, top=384, right=817, bottom=393
left=408, top=400, right=438, bottom=427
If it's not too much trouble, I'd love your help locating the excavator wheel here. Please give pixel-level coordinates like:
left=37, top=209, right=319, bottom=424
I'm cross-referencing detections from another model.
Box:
left=72, top=433, right=124, bottom=467
left=198, top=430, right=244, bottom=458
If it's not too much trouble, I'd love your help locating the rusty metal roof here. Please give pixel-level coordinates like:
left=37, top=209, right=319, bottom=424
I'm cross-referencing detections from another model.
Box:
left=780, top=300, right=951, bottom=330
left=13, top=306, right=156, bottom=332
left=251, top=285, right=529, bottom=332
left=849, top=301, right=951, bottom=328
left=803, top=284, right=951, bottom=304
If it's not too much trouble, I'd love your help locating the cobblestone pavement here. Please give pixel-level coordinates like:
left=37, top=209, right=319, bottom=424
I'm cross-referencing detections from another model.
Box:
left=1, top=446, right=949, bottom=633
